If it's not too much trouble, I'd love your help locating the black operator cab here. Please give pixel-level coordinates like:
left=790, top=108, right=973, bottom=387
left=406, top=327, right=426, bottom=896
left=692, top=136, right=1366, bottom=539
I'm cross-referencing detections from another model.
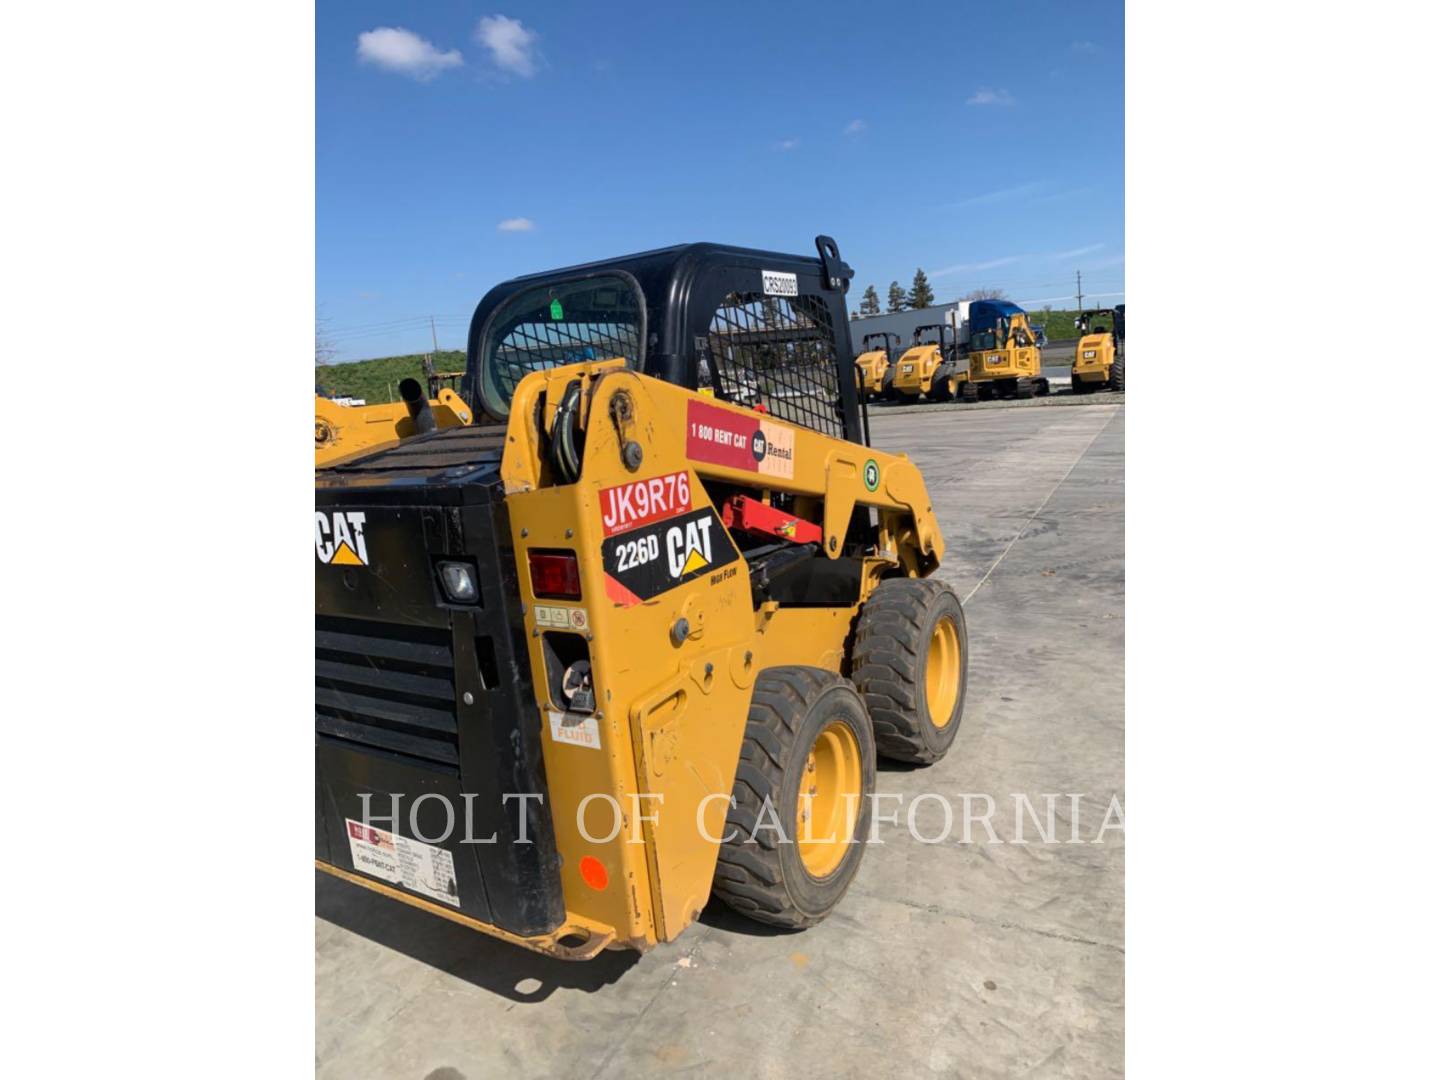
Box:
left=466, top=235, right=864, bottom=443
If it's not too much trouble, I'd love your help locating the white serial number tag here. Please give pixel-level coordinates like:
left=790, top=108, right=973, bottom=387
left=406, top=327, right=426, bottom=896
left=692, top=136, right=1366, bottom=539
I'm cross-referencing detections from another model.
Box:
left=762, top=270, right=798, bottom=297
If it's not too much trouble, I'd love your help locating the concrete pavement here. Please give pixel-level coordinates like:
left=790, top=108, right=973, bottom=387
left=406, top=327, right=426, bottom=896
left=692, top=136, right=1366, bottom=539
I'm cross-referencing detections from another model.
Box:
left=316, top=402, right=1126, bottom=1079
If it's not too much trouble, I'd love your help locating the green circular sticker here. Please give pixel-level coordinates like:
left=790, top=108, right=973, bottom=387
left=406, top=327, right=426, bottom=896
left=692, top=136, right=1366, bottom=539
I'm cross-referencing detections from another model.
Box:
left=863, top=459, right=880, bottom=492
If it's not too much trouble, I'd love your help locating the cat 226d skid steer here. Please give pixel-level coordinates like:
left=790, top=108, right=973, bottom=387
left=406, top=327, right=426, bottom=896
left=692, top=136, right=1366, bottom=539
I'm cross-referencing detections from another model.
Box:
left=315, top=236, right=968, bottom=959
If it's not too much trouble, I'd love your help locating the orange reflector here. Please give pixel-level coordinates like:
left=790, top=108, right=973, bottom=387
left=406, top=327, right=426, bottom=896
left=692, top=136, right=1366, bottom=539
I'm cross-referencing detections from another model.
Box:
left=579, top=855, right=608, bottom=890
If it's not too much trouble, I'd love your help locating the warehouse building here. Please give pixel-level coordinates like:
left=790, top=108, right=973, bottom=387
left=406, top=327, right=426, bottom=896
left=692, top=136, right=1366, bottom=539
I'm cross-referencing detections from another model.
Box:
left=848, top=303, right=962, bottom=349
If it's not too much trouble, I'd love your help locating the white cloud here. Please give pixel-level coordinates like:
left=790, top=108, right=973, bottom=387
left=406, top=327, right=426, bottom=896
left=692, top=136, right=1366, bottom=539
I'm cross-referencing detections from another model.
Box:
left=356, top=27, right=463, bottom=81
left=933, top=242, right=1109, bottom=277
left=475, top=15, right=540, bottom=77
left=1048, top=243, right=1105, bottom=260
left=946, top=181, right=1045, bottom=209
left=933, top=256, right=1023, bottom=277
left=1072, top=40, right=1098, bottom=53
left=966, top=88, right=1016, bottom=107
left=777, top=137, right=800, bottom=151
left=497, top=217, right=535, bottom=232
left=843, top=119, right=867, bottom=136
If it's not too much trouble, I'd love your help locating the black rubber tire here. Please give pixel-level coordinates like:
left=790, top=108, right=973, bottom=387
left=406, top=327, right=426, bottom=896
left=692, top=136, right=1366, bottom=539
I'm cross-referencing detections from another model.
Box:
left=1035, top=378, right=1050, bottom=396
left=928, top=378, right=955, bottom=402
left=961, top=382, right=979, bottom=403
left=712, top=667, right=876, bottom=928
left=1015, top=377, right=1035, bottom=400
left=852, top=578, right=968, bottom=765
left=1072, top=378, right=1089, bottom=395
left=1109, top=356, right=1125, bottom=392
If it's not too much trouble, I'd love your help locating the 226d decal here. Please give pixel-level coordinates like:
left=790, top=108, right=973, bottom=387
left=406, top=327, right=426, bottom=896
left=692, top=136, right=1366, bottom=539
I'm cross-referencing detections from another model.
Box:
left=601, top=508, right=739, bottom=606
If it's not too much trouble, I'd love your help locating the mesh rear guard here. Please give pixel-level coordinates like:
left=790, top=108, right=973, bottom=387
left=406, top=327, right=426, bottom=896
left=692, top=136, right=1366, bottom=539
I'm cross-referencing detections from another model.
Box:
left=704, top=292, right=844, bottom=438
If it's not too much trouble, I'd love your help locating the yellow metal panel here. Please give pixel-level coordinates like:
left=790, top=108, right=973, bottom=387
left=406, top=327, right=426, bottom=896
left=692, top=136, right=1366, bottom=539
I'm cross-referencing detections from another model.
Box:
left=854, top=349, right=889, bottom=394
left=494, top=360, right=946, bottom=946
left=1071, top=332, right=1115, bottom=381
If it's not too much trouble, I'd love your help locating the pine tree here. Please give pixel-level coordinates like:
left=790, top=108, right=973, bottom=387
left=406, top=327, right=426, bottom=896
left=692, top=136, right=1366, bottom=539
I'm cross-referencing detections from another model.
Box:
left=886, top=281, right=906, bottom=313
left=860, top=284, right=881, bottom=317
left=907, top=268, right=935, bottom=309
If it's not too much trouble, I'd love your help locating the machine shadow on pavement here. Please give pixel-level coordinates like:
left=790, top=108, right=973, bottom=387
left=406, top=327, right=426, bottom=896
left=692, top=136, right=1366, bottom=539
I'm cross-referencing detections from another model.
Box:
left=695, top=895, right=806, bottom=939
left=316, top=871, right=640, bottom=1003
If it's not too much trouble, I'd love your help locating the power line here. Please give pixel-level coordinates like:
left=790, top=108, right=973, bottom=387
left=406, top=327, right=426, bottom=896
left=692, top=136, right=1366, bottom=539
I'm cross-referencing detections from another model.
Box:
left=325, top=312, right=471, bottom=336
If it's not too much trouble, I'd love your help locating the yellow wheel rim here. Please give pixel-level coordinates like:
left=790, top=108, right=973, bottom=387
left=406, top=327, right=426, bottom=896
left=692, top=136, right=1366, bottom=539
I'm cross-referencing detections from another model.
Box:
left=925, top=615, right=961, bottom=729
left=796, top=720, right=862, bottom=878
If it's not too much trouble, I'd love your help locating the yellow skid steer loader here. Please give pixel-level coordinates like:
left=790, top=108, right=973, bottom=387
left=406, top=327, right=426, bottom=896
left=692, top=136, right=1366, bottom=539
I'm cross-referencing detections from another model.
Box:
left=315, top=237, right=969, bottom=959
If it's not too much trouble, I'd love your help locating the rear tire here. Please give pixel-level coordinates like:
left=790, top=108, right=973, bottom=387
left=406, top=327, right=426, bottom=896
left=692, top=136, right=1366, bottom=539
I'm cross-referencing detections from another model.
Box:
left=1072, top=378, right=1089, bottom=395
left=1109, top=357, right=1125, bottom=392
left=852, top=578, right=968, bottom=765
left=928, top=378, right=955, bottom=402
left=961, top=382, right=979, bottom=403
left=712, top=667, right=876, bottom=928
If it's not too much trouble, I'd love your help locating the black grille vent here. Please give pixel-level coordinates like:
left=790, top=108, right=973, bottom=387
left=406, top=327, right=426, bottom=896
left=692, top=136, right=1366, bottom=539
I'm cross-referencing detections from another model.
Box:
left=315, top=615, right=459, bottom=768
left=704, top=292, right=844, bottom=437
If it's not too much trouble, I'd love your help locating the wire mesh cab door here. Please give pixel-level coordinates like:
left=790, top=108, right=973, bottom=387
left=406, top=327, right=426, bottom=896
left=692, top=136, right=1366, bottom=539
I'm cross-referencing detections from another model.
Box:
left=687, top=241, right=863, bottom=445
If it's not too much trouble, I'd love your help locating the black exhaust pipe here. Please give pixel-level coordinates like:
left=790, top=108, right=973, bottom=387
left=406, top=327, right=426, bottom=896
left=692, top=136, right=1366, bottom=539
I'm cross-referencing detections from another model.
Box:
left=399, top=377, right=437, bottom=435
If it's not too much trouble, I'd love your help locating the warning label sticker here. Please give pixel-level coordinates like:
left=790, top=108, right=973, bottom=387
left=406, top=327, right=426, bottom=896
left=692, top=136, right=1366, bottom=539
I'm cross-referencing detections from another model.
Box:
left=534, top=604, right=588, bottom=631
left=599, top=470, right=692, bottom=537
left=686, top=399, right=795, bottom=480
left=345, top=819, right=460, bottom=907
left=601, top=506, right=740, bottom=606
left=548, top=708, right=602, bottom=750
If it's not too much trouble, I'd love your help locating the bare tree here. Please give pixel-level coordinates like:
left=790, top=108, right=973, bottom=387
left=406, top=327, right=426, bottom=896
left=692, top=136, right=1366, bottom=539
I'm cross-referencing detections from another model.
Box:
left=963, top=287, right=1009, bottom=301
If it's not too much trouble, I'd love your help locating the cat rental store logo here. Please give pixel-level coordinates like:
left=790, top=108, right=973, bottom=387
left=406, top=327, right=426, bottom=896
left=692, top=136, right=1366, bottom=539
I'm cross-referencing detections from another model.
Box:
left=316, top=510, right=369, bottom=566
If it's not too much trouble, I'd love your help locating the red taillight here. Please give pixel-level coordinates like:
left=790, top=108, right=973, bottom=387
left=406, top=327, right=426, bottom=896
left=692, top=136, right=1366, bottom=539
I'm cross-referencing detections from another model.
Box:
left=528, top=550, right=581, bottom=599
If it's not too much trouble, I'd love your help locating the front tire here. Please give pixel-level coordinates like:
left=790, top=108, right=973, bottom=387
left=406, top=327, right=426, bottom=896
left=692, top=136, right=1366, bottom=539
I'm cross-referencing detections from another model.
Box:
left=852, top=578, right=968, bottom=764
left=712, top=667, right=876, bottom=928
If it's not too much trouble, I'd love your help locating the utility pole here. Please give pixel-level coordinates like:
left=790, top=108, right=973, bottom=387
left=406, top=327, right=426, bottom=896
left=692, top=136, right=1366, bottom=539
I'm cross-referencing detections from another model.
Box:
left=1075, top=270, right=1084, bottom=314
left=430, top=315, right=440, bottom=356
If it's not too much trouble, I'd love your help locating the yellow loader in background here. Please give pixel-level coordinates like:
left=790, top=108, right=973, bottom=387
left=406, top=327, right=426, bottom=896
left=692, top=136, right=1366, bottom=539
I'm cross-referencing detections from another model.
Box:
left=854, top=331, right=900, bottom=401
left=890, top=323, right=967, bottom=402
left=1071, top=305, right=1125, bottom=394
left=315, top=378, right=472, bottom=467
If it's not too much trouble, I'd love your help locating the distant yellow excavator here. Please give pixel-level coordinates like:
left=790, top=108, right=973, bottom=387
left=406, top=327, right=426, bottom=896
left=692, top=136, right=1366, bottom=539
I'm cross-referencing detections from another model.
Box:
left=315, top=378, right=472, bottom=467
left=960, top=301, right=1050, bottom=401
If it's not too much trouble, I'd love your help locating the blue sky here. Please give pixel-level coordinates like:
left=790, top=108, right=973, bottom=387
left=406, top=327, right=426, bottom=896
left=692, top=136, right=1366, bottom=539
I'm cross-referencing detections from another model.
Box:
left=318, top=1, right=1124, bottom=361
